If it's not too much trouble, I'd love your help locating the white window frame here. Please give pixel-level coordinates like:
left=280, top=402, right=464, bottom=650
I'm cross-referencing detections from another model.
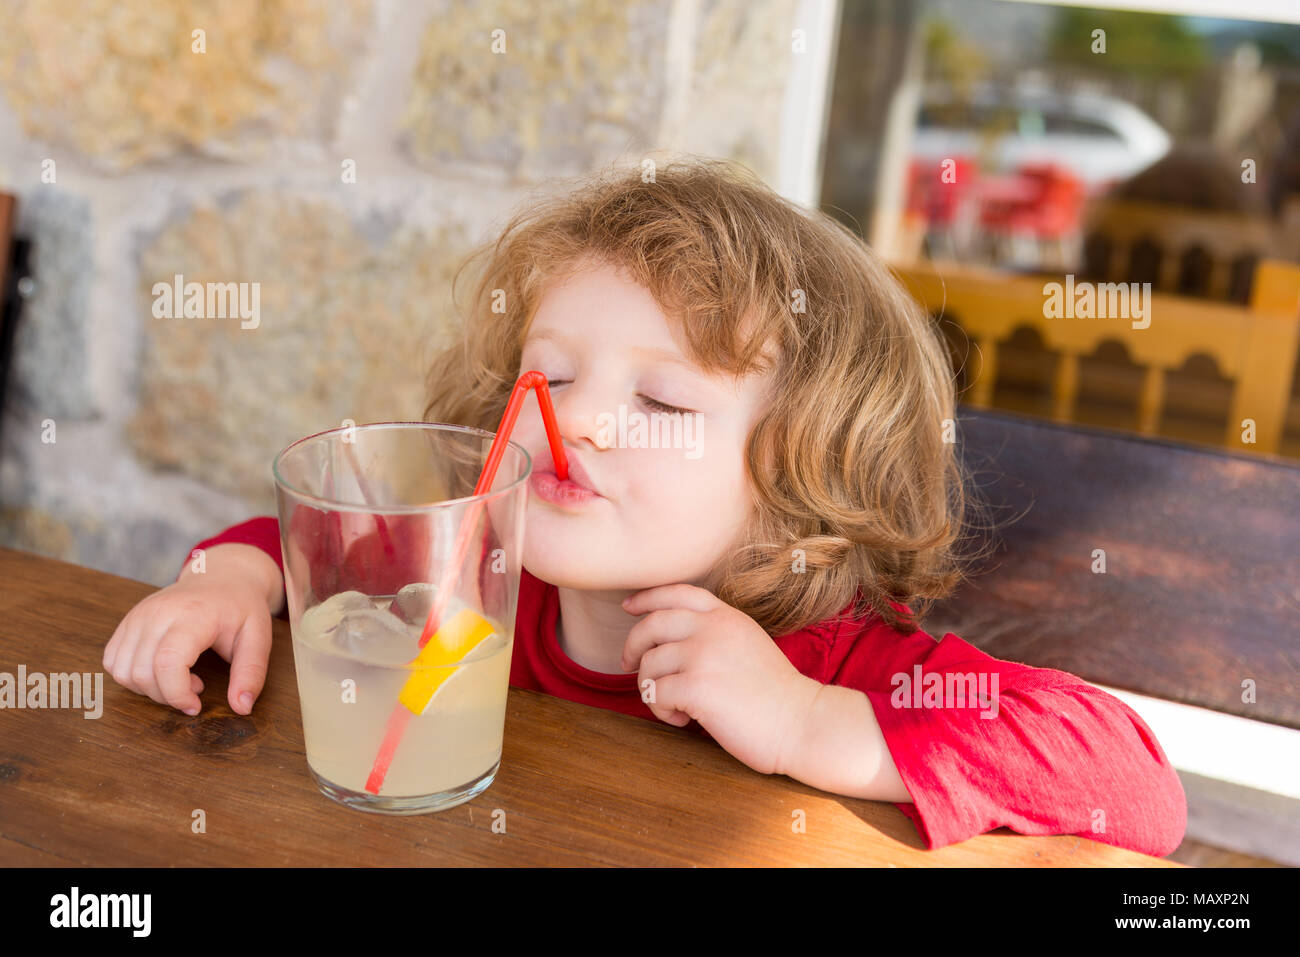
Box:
left=999, top=0, right=1300, bottom=25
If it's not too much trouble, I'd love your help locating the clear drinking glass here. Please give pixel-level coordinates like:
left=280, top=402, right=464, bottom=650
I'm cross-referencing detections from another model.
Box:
left=272, top=422, right=529, bottom=814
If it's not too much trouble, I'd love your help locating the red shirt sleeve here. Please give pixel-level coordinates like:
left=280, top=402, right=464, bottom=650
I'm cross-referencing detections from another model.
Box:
left=185, top=516, right=288, bottom=621
left=808, top=617, right=1187, bottom=856
left=184, top=512, right=460, bottom=625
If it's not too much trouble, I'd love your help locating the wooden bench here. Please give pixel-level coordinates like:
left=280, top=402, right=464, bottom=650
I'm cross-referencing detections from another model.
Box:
left=926, top=404, right=1300, bottom=731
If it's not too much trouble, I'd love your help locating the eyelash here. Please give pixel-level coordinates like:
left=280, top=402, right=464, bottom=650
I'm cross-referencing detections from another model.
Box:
left=545, top=379, right=694, bottom=416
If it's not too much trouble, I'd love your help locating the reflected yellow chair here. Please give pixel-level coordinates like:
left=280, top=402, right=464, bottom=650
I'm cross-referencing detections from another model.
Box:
left=891, top=258, right=1300, bottom=455
left=1082, top=199, right=1282, bottom=302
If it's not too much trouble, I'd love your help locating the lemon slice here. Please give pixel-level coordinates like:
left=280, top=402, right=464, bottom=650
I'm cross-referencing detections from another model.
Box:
left=398, top=606, right=498, bottom=716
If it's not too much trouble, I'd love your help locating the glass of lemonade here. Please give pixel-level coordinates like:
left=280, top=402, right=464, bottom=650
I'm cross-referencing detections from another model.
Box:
left=272, top=422, right=529, bottom=814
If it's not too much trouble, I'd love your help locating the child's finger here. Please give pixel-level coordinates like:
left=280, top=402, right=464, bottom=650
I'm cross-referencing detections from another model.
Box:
left=105, top=595, right=167, bottom=674
left=640, top=671, right=692, bottom=726
left=621, top=607, right=696, bottom=671
left=103, top=621, right=124, bottom=672
left=226, top=614, right=272, bottom=715
left=126, top=623, right=174, bottom=705
left=154, top=630, right=206, bottom=714
left=105, top=624, right=145, bottom=694
left=104, top=608, right=144, bottom=677
left=622, top=584, right=717, bottom=615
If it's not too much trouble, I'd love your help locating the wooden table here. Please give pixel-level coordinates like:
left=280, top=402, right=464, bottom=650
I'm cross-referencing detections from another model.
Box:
left=0, top=548, right=1178, bottom=866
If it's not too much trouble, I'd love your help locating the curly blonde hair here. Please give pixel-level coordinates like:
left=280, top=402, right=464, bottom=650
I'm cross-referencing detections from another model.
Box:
left=422, top=155, right=982, bottom=636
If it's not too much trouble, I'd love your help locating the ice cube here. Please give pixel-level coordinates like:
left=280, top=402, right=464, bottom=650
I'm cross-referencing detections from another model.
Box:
left=299, top=590, right=373, bottom=642
left=332, top=608, right=418, bottom=665
left=389, top=582, right=440, bottom=626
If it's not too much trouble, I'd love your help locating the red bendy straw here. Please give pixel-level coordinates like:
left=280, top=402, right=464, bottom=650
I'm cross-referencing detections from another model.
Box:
left=364, top=371, right=567, bottom=795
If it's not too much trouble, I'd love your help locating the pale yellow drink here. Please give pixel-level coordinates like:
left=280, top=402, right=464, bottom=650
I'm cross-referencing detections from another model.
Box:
left=291, top=587, right=513, bottom=799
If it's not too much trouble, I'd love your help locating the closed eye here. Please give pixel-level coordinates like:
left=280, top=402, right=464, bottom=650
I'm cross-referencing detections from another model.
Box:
left=545, top=380, right=694, bottom=416
left=641, top=395, right=693, bottom=416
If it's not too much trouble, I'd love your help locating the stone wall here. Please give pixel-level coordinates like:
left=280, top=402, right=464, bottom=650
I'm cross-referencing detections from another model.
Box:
left=0, top=0, right=805, bottom=586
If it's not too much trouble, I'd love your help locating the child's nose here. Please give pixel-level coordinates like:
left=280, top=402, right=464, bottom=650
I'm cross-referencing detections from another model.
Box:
left=550, top=379, right=613, bottom=451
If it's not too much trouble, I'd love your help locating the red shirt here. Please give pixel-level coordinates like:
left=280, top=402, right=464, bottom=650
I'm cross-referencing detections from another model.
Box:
left=189, top=515, right=1187, bottom=856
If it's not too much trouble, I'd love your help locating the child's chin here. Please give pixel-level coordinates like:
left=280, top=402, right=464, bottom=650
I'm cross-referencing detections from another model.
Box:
left=526, top=507, right=598, bottom=544
left=522, top=551, right=621, bottom=591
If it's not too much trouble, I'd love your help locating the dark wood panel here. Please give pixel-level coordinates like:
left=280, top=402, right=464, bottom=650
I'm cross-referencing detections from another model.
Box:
left=925, top=406, right=1300, bottom=729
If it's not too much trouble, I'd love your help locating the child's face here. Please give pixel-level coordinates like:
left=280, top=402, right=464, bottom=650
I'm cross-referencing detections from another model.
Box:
left=513, top=259, right=774, bottom=591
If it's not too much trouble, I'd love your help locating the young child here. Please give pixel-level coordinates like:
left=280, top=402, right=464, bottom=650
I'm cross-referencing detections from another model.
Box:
left=104, top=157, right=1186, bottom=856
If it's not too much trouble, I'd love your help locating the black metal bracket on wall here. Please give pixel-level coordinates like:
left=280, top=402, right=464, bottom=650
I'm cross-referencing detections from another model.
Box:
left=1, top=233, right=34, bottom=450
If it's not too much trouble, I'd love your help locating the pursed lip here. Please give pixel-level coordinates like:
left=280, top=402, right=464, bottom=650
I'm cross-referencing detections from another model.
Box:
left=532, top=449, right=602, bottom=496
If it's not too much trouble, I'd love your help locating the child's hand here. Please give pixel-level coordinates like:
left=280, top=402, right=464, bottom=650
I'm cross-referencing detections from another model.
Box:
left=621, top=584, right=822, bottom=776
left=103, top=572, right=273, bottom=717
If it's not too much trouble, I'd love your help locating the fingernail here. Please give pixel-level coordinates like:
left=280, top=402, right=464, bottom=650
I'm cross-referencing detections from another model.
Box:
left=184, top=706, right=199, bottom=716
left=239, top=693, right=253, bottom=712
